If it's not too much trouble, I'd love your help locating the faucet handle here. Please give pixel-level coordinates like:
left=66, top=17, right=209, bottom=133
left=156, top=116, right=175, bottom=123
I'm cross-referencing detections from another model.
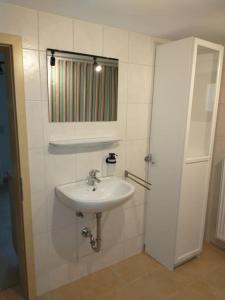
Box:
left=89, top=169, right=100, bottom=176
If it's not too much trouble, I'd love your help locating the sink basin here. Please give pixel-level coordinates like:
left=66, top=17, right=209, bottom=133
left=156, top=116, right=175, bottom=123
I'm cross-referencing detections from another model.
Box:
left=55, top=176, right=135, bottom=213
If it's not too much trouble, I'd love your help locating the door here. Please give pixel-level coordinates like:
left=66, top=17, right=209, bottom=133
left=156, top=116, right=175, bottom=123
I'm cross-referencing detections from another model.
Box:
left=0, top=33, right=36, bottom=300
left=186, top=44, right=222, bottom=160
left=175, top=42, right=224, bottom=264
left=1, top=44, right=28, bottom=296
left=144, top=38, right=194, bottom=269
left=175, top=161, right=210, bottom=264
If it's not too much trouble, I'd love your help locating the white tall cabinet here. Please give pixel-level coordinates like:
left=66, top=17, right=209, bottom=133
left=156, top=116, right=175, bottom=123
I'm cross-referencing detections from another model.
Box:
left=145, top=37, right=224, bottom=270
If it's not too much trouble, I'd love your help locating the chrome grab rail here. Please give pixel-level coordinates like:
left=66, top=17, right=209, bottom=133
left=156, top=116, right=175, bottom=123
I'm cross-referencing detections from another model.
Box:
left=124, top=170, right=151, bottom=191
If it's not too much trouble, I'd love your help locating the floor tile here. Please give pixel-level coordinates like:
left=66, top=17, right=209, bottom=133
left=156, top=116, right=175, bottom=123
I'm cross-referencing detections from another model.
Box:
left=50, top=267, right=124, bottom=300
left=110, top=253, right=161, bottom=284
left=37, top=293, right=52, bottom=300
left=2, top=243, right=225, bottom=300
left=0, top=286, right=23, bottom=300
left=168, top=280, right=224, bottom=300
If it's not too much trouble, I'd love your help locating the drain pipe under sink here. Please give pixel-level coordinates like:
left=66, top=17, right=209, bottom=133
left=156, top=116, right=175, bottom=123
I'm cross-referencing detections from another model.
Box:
left=81, top=212, right=102, bottom=252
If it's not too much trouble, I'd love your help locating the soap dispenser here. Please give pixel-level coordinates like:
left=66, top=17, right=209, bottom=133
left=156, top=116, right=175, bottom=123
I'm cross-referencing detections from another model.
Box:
left=105, top=153, right=118, bottom=176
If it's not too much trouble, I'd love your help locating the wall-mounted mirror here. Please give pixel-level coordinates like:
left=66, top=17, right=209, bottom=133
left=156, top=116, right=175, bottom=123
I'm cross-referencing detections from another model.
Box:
left=47, top=49, right=118, bottom=122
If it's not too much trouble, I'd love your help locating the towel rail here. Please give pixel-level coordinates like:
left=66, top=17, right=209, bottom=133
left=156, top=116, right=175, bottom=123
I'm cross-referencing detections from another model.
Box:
left=124, top=170, right=151, bottom=191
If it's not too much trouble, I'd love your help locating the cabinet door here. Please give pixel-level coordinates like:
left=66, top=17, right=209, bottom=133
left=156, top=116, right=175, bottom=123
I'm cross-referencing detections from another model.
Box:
left=175, top=161, right=210, bottom=264
left=186, top=46, right=220, bottom=159
left=145, top=38, right=194, bottom=270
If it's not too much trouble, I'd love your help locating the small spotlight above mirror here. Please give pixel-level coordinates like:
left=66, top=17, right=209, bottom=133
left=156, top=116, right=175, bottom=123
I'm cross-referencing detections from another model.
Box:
left=50, top=50, right=55, bottom=66
left=95, top=64, right=102, bottom=72
left=94, top=57, right=102, bottom=72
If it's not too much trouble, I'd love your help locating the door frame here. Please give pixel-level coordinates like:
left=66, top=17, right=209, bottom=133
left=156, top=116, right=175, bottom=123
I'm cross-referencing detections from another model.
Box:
left=0, top=33, right=36, bottom=300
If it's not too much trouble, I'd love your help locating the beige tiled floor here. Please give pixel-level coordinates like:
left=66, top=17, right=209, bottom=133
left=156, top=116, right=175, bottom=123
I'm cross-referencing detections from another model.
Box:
left=0, top=286, right=23, bottom=300
left=1, top=243, right=225, bottom=300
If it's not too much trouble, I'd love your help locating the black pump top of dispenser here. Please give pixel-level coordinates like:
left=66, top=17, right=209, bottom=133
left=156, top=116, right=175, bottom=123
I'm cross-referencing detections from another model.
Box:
left=106, top=153, right=118, bottom=164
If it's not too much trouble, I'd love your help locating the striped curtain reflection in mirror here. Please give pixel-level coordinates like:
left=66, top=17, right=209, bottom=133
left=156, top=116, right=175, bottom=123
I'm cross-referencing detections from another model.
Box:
left=48, top=57, right=118, bottom=122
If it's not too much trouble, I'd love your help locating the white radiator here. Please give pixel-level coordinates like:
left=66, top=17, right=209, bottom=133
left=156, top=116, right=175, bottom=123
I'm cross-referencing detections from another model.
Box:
left=216, top=155, right=225, bottom=242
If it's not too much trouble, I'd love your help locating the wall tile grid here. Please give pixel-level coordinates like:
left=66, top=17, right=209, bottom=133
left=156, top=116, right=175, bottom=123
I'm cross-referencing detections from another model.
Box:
left=0, top=3, right=155, bottom=295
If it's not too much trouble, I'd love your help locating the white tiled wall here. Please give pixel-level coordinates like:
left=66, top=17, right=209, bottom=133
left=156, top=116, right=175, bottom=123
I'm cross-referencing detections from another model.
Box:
left=0, top=2, right=155, bottom=295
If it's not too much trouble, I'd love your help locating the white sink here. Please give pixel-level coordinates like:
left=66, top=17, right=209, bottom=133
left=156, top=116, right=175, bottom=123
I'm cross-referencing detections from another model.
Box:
left=55, top=176, right=135, bottom=213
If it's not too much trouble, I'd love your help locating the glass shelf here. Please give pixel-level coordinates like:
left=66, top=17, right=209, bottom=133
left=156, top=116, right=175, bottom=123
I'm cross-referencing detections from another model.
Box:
left=49, top=136, right=121, bottom=147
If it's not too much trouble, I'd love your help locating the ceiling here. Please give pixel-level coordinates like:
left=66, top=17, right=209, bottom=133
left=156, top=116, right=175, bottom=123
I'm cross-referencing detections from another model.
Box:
left=2, top=0, right=225, bottom=43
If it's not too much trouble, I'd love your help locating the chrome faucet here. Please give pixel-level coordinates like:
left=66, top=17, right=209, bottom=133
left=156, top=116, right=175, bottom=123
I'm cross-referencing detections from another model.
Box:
left=87, top=169, right=101, bottom=186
